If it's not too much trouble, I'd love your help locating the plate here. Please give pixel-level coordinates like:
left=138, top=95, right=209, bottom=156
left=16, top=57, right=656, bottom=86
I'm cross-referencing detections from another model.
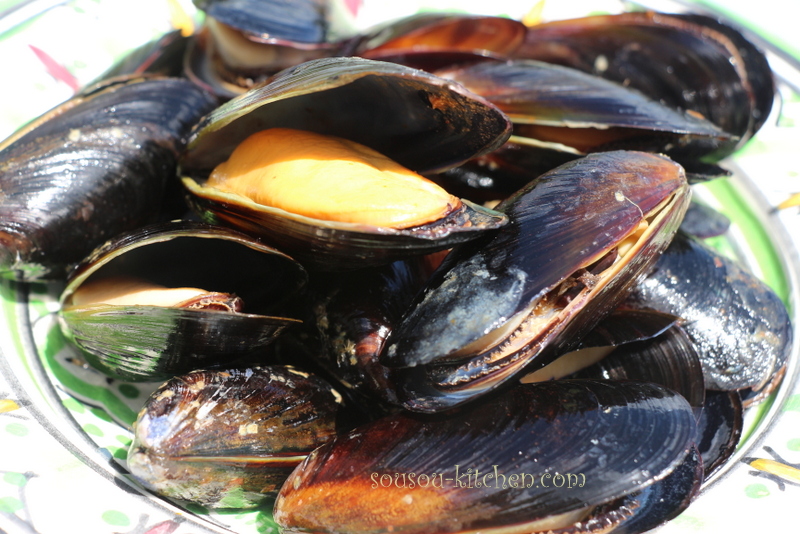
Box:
left=0, top=1, right=799, bottom=533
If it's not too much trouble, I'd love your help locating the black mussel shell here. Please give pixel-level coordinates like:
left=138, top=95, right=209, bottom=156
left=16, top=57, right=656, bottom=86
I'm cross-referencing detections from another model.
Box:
left=625, top=231, right=792, bottom=394
left=307, top=258, right=433, bottom=406
left=436, top=59, right=731, bottom=164
left=517, top=12, right=773, bottom=160
left=274, top=379, right=697, bottom=534
left=573, top=308, right=681, bottom=349
left=181, top=56, right=511, bottom=176
left=58, top=221, right=307, bottom=381
left=381, top=151, right=690, bottom=412
left=0, top=76, right=217, bottom=281
left=518, top=309, right=681, bottom=384
left=344, top=13, right=527, bottom=59
left=672, top=13, right=775, bottom=136
left=128, top=365, right=346, bottom=508
left=570, top=325, right=706, bottom=410
left=194, top=0, right=330, bottom=44
left=697, top=390, right=743, bottom=478
left=680, top=200, right=732, bottom=238
left=98, top=31, right=190, bottom=80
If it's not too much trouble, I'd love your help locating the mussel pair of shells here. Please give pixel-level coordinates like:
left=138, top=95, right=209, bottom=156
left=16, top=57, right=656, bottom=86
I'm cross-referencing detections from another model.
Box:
left=517, top=11, right=775, bottom=160
left=0, top=76, right=217, bottom=280
left=274, top=378, right=701, bottom=534
left=58, top=221, right=306, bottom=381
left=179, top=55, right=513, bottom=271
left=127, top=365, right=348, bottom=509
left=346, top=149, right=692, bottom=413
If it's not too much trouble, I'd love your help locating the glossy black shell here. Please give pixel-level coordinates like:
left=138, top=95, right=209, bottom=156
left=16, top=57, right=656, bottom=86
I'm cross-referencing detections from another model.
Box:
left=0, top=76, right=217, bottom=280
left=275, top=379, right=697, bottom=534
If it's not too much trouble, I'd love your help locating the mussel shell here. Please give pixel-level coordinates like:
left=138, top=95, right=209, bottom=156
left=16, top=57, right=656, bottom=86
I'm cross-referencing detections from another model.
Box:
left=184, top=177, right=507, bottom=271
left=381, top=151, right=690, bottom=412
left=194, top=0, right=331, bottom=44
left=307, top=258, right=433, bottom=406
left=612, top=446, right=704, bottom=534
left=99, top=31, right=190, bottom=80
left=128, top=365, right=345, bottom=508
left=0, top=76, right=218, bottom=280
left=518, top=12, right=768, bottom=159
left=59, top=221, right=307, bottom=381
left=274, top=379, right=697, bottom=534
left=436, top=59, right=731, bottom=161
left=573, top=308, right=681, bottom=350
left=432, top=141, right=579, bottom=204
left=180, top=57, right=512, bottom=270
left=180, top=56, right=511, bottom=176
left=571, top=325, right=706, bottom=409
left=672, top=13, right=774, bottom=136
left=696, top=390, right=743, bottom=478
left=625, top=231, right=792, bottom=392
left=679, top=200, right=732, bottom=238
left=345, top=13, right=527, bottom=58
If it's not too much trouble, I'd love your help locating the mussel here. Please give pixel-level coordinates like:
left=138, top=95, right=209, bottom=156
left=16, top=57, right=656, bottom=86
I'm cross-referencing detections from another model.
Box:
left=624, top=231, right=792, bottom=396
left=181, top=56, right=511, bottom=270
left=381, top=150, right=691, bottom=412
left=185, top=0, right=343, bottom=97
left=128, top=365, right=347, bottom=508
left=341, top=13, right=528, bottom=69
left=517, top=12, right=775, bottom=160
left=58, top=221, right=307, bottom=381
left=274, top=379, right=698, bottom=534
left=306, top=257, right=433, bottom=408
left=0, top=76, right=217, bottom=281
left=435, top=59, right=732, bottom=165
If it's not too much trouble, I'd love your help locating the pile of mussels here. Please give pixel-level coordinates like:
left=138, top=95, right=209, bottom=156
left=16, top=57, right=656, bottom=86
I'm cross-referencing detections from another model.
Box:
left=0, top=1, right=794, bottom=533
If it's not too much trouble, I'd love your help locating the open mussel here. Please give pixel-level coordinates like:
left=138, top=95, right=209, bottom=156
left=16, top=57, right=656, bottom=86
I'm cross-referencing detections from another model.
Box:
left=566, top=324, right=706, bottom=410
left=128, top=365, right=347, bottom=508
left=58, top=221, right=307, bottom=381
left=0, top=76, right=217, bottom=281
left=181, top=56, right=511, bottom=270
left=274, top=379, right=698, bottom=534
left=185, top=0, right=343, bottom=97
left=380, top=150, right=690, bottom=413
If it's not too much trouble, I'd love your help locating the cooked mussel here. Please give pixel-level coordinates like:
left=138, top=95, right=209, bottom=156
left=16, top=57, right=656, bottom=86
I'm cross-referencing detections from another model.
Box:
left=181, top=57, right=511, bottom=270
left=435, top=59, right=731, bottom=165
left=58, top=221, right=307, bottom=381
left=341, top=13, right=527, bottom=69
left=127, top=365, right=346, bottom=508
left=381, top=150, right=690, bottom=412
left=185, top=0, right=342, bottom=97
left=274, top=379, right=698, bottom=534
left=625, top=231, right=792, bottom=396
left=517, top=12, right=774, bottom=160
left=0, top=76, right=217, bottom=281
